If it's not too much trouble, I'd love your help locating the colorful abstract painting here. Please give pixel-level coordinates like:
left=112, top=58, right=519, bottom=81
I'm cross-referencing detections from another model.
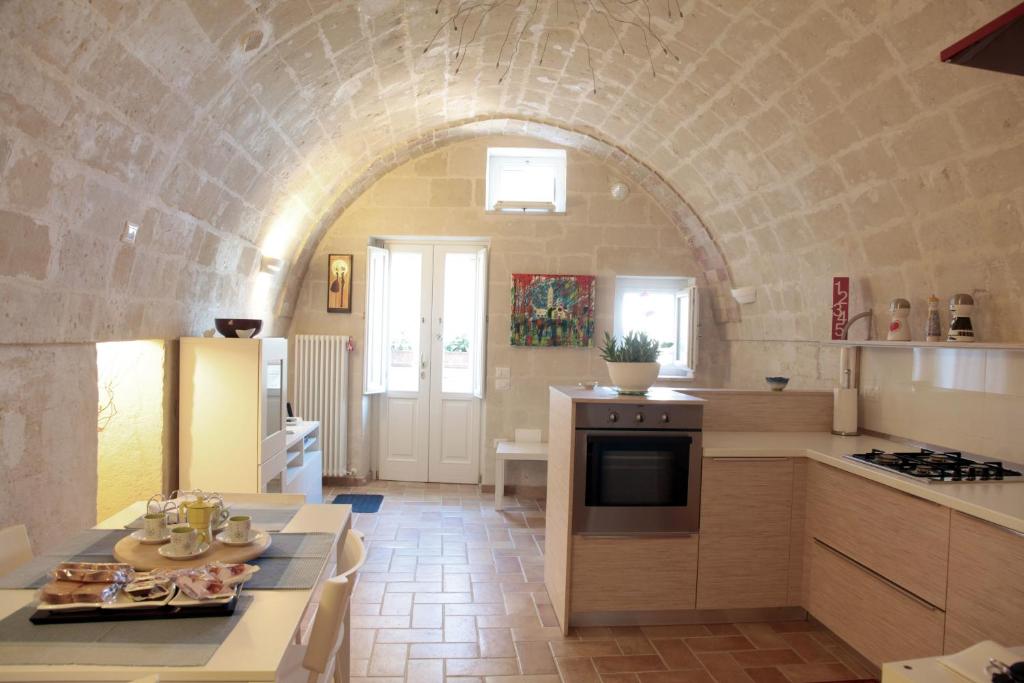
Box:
left=510, top=274, right=596, bottom=347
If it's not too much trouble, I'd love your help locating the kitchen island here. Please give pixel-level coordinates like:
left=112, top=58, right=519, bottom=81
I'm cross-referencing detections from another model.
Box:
left=546, top=385, right=1024, bottom=669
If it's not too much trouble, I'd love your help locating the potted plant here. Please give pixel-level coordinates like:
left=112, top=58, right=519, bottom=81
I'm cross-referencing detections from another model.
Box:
left=599, top=331, right=662, bottom=394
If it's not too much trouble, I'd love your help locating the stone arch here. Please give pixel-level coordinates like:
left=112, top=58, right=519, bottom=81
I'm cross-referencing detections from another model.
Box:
left=284, top=116, right=740, bottom=325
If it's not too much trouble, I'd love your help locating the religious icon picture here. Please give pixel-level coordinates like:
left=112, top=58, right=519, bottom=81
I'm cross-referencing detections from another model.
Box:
left=327, top=254, right=353, bottom=313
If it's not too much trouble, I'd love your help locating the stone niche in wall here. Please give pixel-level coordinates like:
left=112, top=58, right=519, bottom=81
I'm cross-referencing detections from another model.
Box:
left=95, top=340, right=178, bottom=520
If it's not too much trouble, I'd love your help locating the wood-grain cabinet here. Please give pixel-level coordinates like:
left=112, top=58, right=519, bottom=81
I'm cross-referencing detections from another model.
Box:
left=944, top=511, right=1024, bottom=652
left=571, top=535, right=697, bottom=615
left=696, top=457, right=795, bottom=609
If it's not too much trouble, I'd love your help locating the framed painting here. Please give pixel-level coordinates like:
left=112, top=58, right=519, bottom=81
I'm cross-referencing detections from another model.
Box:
left=510, top=274, right=595, bottom=347
left=327, top=254, right=353, bottom=313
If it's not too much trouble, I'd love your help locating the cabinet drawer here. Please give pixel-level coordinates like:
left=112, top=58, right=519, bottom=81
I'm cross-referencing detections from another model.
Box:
left=259, top=448, right=286, bottom=490
left=697, top=458, right=793, bottom=609
left=571, top=534, right=697, bottom=614
left=807, top=462, right=950, bottom=608
left=808, top=539, right=944, bottom=666
left=944, top=512, right=1024, bottom=652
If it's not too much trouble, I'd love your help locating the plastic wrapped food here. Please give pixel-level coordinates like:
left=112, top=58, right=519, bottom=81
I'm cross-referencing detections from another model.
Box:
left=40, top=580, right=121, bottom=605
left=160, top=562, right=259, bottom=600
left=51, top=561, right=135, bottom=584
left=123, top=578, right=172, bottom=602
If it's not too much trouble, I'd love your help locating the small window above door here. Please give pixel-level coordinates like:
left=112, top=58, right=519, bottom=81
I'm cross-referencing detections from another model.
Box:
left=485, top=147, right=567, bottom=213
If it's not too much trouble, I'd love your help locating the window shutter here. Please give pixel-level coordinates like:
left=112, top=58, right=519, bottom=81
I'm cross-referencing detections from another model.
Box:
left=472, top=247, right=489, bottom=399
left=363, top=245, right=390, bottom=395
left=686, top=285, right=700, bottom=371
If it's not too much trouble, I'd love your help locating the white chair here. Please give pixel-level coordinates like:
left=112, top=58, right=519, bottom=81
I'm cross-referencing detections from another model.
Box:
left=337, top=529, right=367, bottom=579
left=495, top=428, right=548, bottom=510
left=0, top=525, right=32, bottom=577
left=296, top=529, right=368, bottom=647
left=280, top=575, right=355, bottom=683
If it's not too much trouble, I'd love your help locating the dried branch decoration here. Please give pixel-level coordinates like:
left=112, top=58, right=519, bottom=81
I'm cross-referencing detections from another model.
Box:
left=422, top=0, right=684, bottom=94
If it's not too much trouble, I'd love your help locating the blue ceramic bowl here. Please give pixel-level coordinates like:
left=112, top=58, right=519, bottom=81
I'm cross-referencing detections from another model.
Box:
left=765, top=376, right=790, bottom=391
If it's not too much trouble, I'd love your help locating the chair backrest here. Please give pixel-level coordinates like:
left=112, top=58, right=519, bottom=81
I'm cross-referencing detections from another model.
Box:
left=302, top=575, right=354, bottom=677
left=338, top=529, right=367, bottom=579
left=0, top=525, right=32, bottom=577
left=129, top=675, right=160, bottom=683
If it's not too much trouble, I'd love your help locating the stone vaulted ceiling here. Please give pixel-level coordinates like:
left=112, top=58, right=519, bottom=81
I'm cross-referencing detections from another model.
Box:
left=1, top=0, right=1023, bottom=346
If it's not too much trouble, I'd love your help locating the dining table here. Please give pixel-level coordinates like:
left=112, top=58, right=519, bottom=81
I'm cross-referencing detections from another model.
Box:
left=0, top=496, right=352, bottom=682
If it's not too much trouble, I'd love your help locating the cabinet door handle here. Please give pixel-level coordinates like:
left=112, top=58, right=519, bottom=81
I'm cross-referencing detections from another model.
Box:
left=577, top=532, right=696, bottom=539
left=962, top=513, right=1024, bottom=539
left=813, top=538, right=940, bottom=612
left=708, top=457, right=789, bottom=462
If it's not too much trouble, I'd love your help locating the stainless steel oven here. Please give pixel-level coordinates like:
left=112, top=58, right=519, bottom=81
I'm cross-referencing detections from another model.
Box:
left=573, top=402, right=702, bottom=535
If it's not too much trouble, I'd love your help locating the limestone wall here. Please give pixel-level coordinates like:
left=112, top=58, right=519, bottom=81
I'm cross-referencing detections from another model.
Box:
left=290, top=137, right=719, bottom=485
left=0, top=345, right=97, bottom=551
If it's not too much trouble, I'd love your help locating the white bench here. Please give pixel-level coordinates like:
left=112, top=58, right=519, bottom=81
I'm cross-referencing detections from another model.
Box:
left=494, top=429, right=548, bottom=511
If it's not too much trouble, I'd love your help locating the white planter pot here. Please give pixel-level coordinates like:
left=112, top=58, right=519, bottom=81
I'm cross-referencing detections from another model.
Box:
left=605, top=362, right=660, bottom=393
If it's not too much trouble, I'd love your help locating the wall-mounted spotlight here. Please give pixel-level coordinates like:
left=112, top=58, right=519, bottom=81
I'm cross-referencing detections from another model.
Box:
left=610, top=182, right=630, bottom=201
left=260, top=255, right=284, bottom=274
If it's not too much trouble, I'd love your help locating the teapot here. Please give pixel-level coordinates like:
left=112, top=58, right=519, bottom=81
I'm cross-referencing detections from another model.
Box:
left=178, top=492, right=228, bottom=545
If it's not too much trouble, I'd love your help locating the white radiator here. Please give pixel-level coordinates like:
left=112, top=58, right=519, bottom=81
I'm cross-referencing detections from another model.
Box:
left=293, top=335, right=350, bottom=477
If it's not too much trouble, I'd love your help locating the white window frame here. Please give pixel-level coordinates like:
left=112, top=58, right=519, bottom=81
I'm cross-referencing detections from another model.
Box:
left=613, top=276, right=699, bottom=378
left=485, top=147, right=567, bottom=213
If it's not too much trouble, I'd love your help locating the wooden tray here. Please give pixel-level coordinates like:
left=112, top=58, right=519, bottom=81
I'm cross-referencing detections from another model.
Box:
left=113, top=533, right=271, bottom=571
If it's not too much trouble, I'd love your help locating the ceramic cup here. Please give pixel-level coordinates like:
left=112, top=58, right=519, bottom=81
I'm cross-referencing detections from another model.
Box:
left=170, top=525, right=198, bottom=555
left=143, top=512, right=167, bottom=540
left=227, top=515, right=252, bottom=543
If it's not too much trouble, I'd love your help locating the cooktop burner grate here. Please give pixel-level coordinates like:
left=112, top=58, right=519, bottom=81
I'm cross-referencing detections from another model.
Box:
left=846, top=448, right=1024, bottom=483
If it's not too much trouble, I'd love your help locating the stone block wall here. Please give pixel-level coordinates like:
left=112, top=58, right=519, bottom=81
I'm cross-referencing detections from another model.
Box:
left=289, top=136, right=718, bottom=485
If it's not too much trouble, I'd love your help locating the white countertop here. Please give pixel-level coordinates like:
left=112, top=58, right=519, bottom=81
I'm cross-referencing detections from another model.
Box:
left=552, top=385, right=707, bottom=404
left=285, top=419, right=319, bottom=449
left=0, top=498, right=351, bottom=682
left=704, top=431, right=1024, bottom=534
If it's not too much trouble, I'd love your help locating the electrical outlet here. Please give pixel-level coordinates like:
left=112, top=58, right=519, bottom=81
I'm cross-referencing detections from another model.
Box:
left=120, top=222, right=139, bottom=244
left=495, top=377, right=511, bottom=391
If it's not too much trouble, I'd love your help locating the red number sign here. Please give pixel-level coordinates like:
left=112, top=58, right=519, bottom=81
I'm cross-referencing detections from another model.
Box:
left=832, top=277, right=850, bottom=340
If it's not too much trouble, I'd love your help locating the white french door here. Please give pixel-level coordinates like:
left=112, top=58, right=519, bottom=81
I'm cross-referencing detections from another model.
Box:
left=364, top=241, right=488, bottom=484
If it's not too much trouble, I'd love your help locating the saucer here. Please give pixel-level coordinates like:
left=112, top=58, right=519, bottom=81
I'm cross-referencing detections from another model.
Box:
left=215, top=529, right=267, bottom=547
left=158, top=541, right=211, bottom=560
left=130, top=529, right=170, bottom=545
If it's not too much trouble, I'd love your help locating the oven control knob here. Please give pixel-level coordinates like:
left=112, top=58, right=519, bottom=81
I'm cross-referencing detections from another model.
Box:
left=634, top=413, right=645, bottom=423
left=608, top=412, right=619, bottom=423
left=660, top=413, right=670, bottom=423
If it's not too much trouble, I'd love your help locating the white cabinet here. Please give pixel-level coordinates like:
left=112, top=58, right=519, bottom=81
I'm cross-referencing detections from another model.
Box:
left=278, top=421, right=323, bottom=504
left=179, top=337, right=288, bottom=493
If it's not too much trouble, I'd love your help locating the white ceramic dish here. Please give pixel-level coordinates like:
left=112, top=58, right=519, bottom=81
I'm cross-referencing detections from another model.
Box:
left=40, top=586, right=177, bottom=612
left=214, top=528, right=267, bottom=547
left=130, top=529, right=171, bottom=545
left=158, top=540, right=211, bottom=560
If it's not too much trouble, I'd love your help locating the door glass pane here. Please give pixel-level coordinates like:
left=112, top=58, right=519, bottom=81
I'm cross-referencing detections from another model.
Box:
left=441, top=252, right=478, bottom=393
left=387, top=251, right=422, bottom=392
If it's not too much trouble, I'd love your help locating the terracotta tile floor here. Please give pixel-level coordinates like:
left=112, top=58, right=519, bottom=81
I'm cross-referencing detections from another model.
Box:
left=324, top=482, right=878, bottom=683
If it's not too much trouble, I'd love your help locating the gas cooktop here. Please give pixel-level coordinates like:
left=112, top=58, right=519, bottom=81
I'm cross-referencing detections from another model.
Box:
left=847, top=448, right=1024, bottom=483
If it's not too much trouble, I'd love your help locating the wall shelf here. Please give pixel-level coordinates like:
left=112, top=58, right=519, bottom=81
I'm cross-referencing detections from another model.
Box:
left=826, top=340, right=1024, bottom=351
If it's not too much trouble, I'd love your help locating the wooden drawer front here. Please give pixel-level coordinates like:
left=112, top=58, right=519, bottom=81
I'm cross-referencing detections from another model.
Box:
left=807, top=462, right=950, bottom=608
left=571, top=534, right=697, bottom=613
left=944, top=512, right=1024, bottom=652
left=808, top=539, right=944, bottom=666
left=697, top=458, right=793, bottom=609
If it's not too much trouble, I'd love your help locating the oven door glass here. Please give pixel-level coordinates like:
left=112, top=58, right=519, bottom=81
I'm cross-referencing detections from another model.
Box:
left=585, top=435, right=691, bottom=507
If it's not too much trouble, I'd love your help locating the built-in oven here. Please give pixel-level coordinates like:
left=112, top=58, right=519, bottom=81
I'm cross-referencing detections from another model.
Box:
left=573, top=402, right=702, bottom=535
